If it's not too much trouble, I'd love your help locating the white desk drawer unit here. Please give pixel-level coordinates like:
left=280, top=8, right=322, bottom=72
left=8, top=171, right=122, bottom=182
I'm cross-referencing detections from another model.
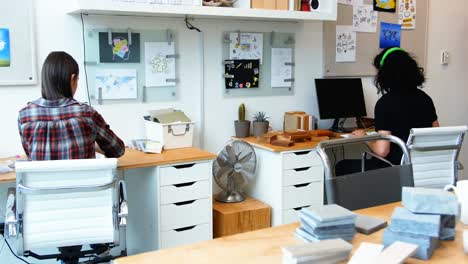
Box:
left=246, top=147, right=324, bottom=227
left=157, top=161, right=212, bottom=249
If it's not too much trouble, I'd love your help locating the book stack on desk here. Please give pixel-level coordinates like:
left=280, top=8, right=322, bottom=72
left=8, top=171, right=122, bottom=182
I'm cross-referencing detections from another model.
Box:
left=296, top=204, right=357, bottom=242
left=282, top=238, right=353, bottom=264
left=382, top=187, right=460, bottom=260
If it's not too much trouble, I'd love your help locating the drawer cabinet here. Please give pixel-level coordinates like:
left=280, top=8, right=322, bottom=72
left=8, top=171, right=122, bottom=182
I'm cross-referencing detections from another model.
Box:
left=245, top=147, right=324, bottom=227
left=161, top=224, right=211, bottom=249
left=157, top=161, right=213, bottom=249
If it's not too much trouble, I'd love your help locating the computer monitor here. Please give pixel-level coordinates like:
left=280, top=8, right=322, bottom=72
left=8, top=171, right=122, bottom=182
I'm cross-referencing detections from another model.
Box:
left=315, top=78, right=367, bottom=132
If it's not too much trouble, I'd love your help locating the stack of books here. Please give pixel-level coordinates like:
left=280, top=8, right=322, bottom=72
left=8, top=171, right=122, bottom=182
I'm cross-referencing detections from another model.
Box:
left=282, top=238, right=353, bottom=264
left=296, top=204, right=357, bottom=242
left=382, top=187, right=460, bottom=260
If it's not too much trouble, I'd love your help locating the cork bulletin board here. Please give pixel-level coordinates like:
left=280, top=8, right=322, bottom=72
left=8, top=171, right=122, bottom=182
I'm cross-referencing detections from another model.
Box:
left=323, top=0, right=429, bottom=77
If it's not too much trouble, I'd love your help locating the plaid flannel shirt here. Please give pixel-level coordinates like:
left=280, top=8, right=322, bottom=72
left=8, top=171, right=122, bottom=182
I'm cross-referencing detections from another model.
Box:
left=18, top=98, right=125, bottom=160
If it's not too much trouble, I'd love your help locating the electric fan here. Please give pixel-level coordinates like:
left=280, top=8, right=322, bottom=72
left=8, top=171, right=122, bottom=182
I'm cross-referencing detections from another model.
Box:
left=213, top=140, right=257, bottom=203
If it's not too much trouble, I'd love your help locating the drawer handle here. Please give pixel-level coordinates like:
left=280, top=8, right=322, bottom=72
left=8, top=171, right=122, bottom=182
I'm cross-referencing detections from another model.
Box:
left=294, top=151, right=311, bottom=156
left=293, top=206, right=310, bottom=211
left=174, top=225, right=196, bottom=232
left=174, top=200, right=196, bottom=206
left=293, top=183, right=311, bottom=188
left=294, top=167, right=311, bottom=172
left=173, top=182, right=196, bottom=188
left=173, top=163, right=195, bottom=169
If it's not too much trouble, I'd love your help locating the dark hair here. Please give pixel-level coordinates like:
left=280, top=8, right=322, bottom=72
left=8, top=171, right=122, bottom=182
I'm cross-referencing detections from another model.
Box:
left=41, top=51, right=79, bottom=100
left=373, top=47, right=425, bottom=95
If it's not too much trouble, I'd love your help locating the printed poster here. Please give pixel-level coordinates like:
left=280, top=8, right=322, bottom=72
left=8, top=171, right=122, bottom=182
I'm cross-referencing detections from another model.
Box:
left=353, top=5, right=378, bottom=33
left=336, top=26, right=356, bottom=62
left=338, top=0, right=363, bottom=5
left=229, top=33, right=263, bottom=64
left=380, top=22, right=401, bottom=49
left=399, top=0, right=417, bottom=30
left=271, top=48, right=293, bottom=87
left=144, top=42, right=176, bottom=87
left=95, top=69, right=138, bottom=99
left=0, top=28, right=11, bottom=67
left=373, top=0, right=396, bottom=13
left=99, top=32, right=141, bottom=63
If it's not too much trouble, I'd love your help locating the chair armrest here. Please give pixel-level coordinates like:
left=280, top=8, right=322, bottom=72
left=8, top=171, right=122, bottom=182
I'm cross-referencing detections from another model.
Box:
left=5, top=188, right=17, bottom=238
left=361, top=151, right=394, bottom=172
left=118, top=181, right=128, bottom=227
left=458, top=162, right=464, bottom=170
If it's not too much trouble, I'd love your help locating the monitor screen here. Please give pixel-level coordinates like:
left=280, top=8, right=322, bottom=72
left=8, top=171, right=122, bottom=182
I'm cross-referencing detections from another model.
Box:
left=315, top=78, right=367, bottom=120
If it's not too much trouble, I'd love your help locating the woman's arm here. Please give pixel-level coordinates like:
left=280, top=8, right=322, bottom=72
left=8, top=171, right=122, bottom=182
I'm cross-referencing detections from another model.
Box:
left=352, top=129, right=391, bottom=157
left=432, top=120, right=440, bottom=127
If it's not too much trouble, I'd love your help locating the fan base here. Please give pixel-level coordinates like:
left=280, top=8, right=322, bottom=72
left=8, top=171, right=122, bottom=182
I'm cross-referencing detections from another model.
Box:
left=215, top=191, right=246, bottom=203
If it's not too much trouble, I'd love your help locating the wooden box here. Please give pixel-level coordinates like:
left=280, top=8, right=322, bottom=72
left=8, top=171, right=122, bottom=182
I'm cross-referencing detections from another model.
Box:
left=251, top=0, right=288, bottom=10
left=213, top=196, right=271, bottom=238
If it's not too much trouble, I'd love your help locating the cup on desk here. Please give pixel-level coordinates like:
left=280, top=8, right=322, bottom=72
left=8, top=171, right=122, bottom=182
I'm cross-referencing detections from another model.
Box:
left=446, top=180, right=468, bottom=225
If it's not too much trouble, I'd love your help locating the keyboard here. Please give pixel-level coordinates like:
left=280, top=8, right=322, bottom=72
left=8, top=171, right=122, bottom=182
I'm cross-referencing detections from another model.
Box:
left=340, top=131, right=378, bottom=138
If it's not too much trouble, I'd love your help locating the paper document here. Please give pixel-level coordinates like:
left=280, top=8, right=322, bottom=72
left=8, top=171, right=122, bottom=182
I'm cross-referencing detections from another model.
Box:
left=353, top=5, right=378, bottom=33
left=229, top=33, right=263, bottom=64
left=145, top=42, right=176, bottom=87
left=336, top=26, right=356, bottom=62
left=271, top=48, right=293, bottom=87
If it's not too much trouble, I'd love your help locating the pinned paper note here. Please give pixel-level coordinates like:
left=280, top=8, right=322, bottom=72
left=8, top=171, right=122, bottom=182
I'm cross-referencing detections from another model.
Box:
left=374, top=0, right=396, bottom=13
left=271, top=48, right=293, bottom=87
left=338, top=0, right=363, bottom=5
left=336, top=26, right=356, bottom=62
left=144, top=42, right=176, bottom=87
left=380, top=22, right=401, bottom=48
left=95, top=69, right=137, bottom=100
left=399, top=0, right=416, bottom=30
left=99, top=32, right=141, bottom=63
left=229, top=33, right=263, bottom=64
left=353, top=5, right=378, bottom=33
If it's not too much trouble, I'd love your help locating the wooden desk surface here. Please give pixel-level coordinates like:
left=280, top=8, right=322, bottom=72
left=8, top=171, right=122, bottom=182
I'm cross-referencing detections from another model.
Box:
left=114, top=203, right=468, bottom=264
left=0, top=148, right=216, bottom=183
left=238, top=136, right=341, bottom=152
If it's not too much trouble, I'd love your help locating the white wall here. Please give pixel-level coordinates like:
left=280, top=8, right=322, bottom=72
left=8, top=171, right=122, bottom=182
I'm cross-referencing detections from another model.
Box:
left=424, top=0, right=468, bottom=176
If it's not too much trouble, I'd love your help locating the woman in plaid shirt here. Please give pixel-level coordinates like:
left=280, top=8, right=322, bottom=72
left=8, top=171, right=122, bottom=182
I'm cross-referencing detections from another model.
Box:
left=18, top=51, right=125, bottom=160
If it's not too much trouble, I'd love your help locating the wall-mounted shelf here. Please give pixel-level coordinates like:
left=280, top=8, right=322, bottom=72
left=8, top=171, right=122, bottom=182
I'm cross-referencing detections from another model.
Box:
left=68, top=0, right=337, bottom=22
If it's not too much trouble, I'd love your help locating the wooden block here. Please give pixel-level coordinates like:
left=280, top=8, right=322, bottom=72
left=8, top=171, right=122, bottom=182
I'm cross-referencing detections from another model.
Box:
left=251, top=0, right=276, bottom=9
left=283, top=130, right=311, bottom=142
left=213, top=196, right=271, bottom=238
left=271, top=139, right=295, bottom=147
left=276, top=0, right=289, bottom=10
left=309, top=130, right=335, bottom=137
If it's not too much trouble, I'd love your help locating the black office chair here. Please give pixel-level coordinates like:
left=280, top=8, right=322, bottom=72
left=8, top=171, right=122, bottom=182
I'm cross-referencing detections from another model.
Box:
left=316, top=134, right=414, bottom=211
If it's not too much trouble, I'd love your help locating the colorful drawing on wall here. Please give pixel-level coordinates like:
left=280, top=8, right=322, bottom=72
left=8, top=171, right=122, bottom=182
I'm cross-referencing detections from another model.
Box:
left=225, top=59, right=259, bottom=89
left=373, top=0, right=396, bottom=12
left=95, top=69, right=138, bottom=100
left=0, top=28, right=11, bottom=67
left=99, top=32, right=140, bottom=63
left=353, top=5, right=378, bottom=33
left=229, top=33, right=263, bottom=64
left=336, top=26, right=356, bottom=62
left=399, top=0, right=416, bottom=30
left=380, top=22, right=401, bottom=49
left=144, top=42, right=176, bottom=87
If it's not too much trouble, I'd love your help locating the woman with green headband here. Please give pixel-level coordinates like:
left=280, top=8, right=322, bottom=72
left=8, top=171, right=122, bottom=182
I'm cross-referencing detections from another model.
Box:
left=336, top=47, right=439, bottom=175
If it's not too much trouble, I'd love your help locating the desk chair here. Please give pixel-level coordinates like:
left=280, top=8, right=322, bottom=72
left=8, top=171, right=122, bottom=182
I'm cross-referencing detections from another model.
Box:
left=316, top=135, right=414, bottom=210
left=4, top=158, right=128, bottom=264
left=407, top=126, right=467, bottom=189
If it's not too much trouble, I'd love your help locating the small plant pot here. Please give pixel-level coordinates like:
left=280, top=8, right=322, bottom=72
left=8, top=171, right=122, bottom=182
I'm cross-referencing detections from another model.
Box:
left=252, top=121, right=269, bottom=137
left=235, top=120, right=251, bottom=138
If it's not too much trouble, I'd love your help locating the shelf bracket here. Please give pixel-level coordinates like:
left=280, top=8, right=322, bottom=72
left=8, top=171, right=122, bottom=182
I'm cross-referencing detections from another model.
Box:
left=107, top=29, right=112, bottom=46
left=98, top=87, right=103, bottom=105
left=167, top=29, right=173, bottom=45
left=270, top=31, right=275, bottom=46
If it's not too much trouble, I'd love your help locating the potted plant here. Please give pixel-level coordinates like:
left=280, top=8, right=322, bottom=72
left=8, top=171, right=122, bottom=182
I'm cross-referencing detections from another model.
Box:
left=234, top=103, right=250, bottom=138
left=252, top=111, right=270, bottom=137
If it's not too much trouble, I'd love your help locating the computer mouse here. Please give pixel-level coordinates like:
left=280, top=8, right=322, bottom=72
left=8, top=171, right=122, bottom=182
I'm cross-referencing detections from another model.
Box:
left=310, top=0, right=319, bottom=10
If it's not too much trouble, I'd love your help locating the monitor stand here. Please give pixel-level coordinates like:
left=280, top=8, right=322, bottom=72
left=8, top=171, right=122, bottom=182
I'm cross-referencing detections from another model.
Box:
left=330, top=118, right=354, bottom=133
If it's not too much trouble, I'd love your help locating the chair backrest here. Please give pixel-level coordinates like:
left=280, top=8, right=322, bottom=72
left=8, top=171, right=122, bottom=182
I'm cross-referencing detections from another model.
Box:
left=316, top=134, right=414, bottom=210
left=15, top=158, right=119, bottom=254
left=407, top=126, right=467, bottom=189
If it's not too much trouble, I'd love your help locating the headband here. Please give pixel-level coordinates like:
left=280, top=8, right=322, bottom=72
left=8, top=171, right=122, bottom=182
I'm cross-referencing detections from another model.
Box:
left=380, top=47, right=406, bottom=67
